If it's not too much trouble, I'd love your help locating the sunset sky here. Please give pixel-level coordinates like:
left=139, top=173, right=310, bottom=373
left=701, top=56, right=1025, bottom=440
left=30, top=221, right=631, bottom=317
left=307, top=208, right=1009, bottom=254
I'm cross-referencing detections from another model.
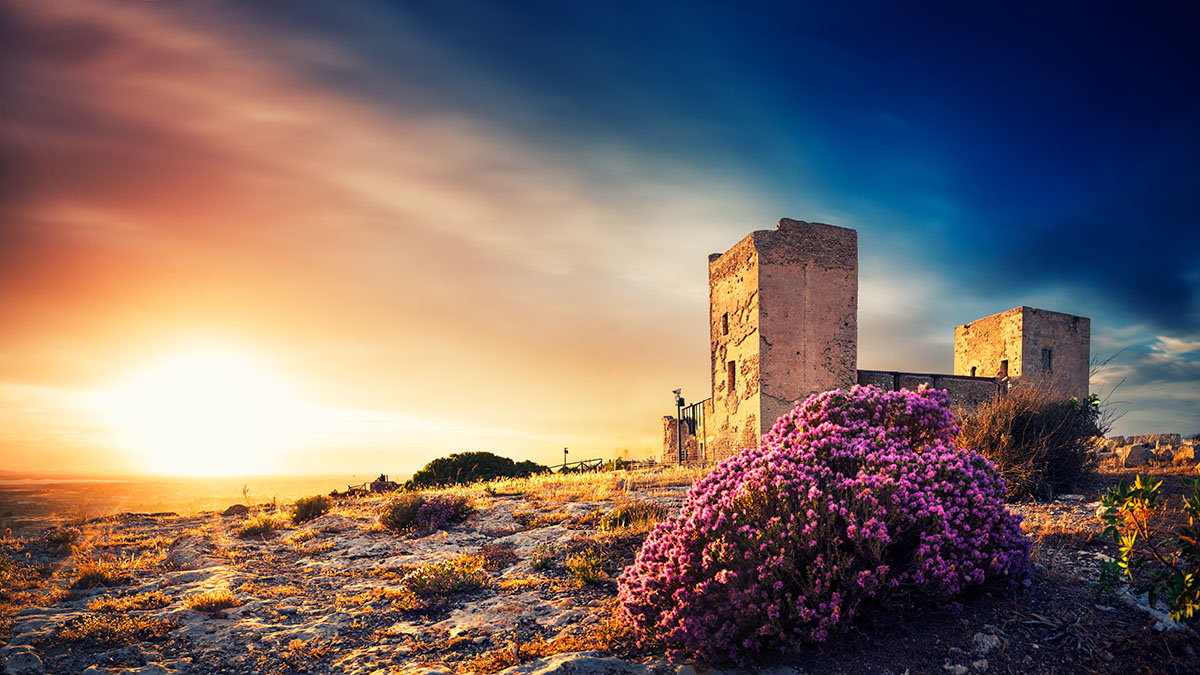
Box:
left=1, top=1, right=1197, bottom=476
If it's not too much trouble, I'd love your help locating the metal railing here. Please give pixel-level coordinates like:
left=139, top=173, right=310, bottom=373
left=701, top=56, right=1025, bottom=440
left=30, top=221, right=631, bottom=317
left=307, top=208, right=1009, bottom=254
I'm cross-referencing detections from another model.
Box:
left=548, top=458, right=605, bottom=473
left=677, top=398, right=710, bottom=463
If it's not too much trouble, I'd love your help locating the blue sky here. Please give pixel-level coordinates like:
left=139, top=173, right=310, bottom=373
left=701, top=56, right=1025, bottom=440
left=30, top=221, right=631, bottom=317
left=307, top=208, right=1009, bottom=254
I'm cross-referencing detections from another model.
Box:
left=0, top=1, right=1196, bottom=474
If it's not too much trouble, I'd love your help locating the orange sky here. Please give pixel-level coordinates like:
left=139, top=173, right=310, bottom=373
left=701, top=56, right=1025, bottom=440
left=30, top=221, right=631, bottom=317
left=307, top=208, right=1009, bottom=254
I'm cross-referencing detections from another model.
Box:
left=2, top=1, right=1195, bottom=476
left=0, top=1, right=753, bottom=475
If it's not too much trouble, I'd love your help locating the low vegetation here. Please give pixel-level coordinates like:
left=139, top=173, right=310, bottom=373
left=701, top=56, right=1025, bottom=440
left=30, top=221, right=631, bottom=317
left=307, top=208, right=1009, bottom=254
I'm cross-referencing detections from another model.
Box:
left=565, top=548, right=607, bottom=585
left=1096, top=475, right=1200, bottom=623
left=234, top=513, right=285, bottom=538
left=957, top=382, right=1105, bottom=501
left=378, top=493, right=474, bottom=534
left=42, top=613, right=176, bottom=648
left=69, top=552, right=133, bottom=590
left=186, top=587, right=242, bottom=612
left=599, top=500, right=667, bottom=533
left=87, top=590, right=172, bottom=613
left=406, top=451, right=548, bottom=489
left=392, top=553, right=489, bottom=610
left=291, top=494, right=332, bottom=525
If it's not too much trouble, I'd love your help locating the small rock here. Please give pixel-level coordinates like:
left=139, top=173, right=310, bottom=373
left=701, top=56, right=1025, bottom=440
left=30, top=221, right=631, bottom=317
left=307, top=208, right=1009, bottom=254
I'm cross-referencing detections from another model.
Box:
left=1120, top=444, right=1152, bottom=467
left=943, top=664, right=968, bottom=675
left=971, top=659, right=988, bottom=671
left=971, top=632, right=1001, bottom=656
left=221, top=504, right=250, bottom=517
left=2, top=646, right=43, bottom=674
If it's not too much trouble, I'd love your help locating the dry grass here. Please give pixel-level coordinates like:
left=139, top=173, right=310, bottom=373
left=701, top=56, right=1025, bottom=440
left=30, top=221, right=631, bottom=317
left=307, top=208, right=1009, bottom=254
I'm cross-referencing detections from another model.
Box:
left=234, top=514, right=287, bottom=538
left=87, top=590, right=173, bottom=613
left=957, top=380, right=1104, bottom=501
left=41, top=613, right=176, bottom=648
left=467, top=611, right=639, bottom=673
left=236, top=580, right=303, bottom=598
left=599, top=500, right=668, bottom=533
left=68, top=551, right=134, bottom=590
left=186, top=587, right=242, bottom=612
left=280, top=637, right=330, bottom=666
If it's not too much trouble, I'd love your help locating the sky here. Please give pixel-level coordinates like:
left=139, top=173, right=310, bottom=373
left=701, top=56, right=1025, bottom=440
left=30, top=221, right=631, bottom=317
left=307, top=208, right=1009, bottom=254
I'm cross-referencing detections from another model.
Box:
left=0, top=0, right=1197, bottom=476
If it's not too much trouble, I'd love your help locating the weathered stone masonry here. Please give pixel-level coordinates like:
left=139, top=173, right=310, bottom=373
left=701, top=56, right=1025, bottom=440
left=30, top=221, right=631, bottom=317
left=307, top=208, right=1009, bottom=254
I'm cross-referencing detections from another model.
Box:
left=663, top=218, right=1091, bottom=463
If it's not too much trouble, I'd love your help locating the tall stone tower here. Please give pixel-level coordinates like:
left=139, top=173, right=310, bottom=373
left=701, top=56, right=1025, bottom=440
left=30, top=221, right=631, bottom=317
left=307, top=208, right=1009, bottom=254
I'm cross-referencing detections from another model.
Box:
left=954, top=306, right=1090, bottom=401
left=706, top=219, right=858, bottom=459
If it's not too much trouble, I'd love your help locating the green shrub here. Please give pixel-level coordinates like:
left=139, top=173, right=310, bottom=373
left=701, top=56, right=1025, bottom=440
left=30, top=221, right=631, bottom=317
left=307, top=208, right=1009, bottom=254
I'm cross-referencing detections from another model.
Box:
left=405, top=451, right=548, bottom=488
left=599, top=501, right=667, bottom=532
left=956, top=384, right=1105, bottom=501
left=565, top=548, right=606, bottom=585
left=291, top=495, right=332, bottom=525
left=1096, top=476, right=1200, bottom=623
left=403, top=557, right=487, bottom=594
left=378, top=493, right=474, bottom=534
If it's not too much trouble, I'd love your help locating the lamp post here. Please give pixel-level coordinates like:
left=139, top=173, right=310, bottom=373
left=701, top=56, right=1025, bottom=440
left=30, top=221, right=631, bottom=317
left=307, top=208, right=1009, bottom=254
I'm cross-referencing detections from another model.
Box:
left=673, top=388, right=685, bottom=464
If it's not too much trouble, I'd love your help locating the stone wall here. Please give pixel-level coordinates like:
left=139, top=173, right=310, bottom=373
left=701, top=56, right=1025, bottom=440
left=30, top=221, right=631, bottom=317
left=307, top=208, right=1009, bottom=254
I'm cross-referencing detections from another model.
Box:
left=660, top=416, right=702, bottom=464
left=1021, top=307, right=1090, bottom=402
left=706, top=219, right=857, bottom=462
left=955, top=306, right=1089, bottom=402
left=856, top=370, right=1002, bottom=411
left=954, top=307, right=1023, bottom=380
left=757, top=219, right=858, bottom=431
left=708, top=232, right=763, bottom=458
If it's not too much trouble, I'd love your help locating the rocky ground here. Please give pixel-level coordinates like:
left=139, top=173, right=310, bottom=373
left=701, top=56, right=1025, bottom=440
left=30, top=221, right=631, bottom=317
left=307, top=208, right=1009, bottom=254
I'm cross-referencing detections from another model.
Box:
left=1, top=465, right=1198, bottom=675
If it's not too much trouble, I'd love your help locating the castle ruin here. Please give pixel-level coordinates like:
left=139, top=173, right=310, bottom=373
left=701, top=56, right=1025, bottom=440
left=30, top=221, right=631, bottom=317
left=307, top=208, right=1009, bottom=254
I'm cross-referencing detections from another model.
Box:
left=663, top=218, right=1090, bottom=464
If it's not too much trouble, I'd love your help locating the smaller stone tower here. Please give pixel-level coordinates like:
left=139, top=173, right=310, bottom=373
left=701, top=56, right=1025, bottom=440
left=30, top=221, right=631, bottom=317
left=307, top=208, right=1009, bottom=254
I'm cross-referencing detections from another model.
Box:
left=954, top=306, right=1090, bottom=401
left=706, top=219, right=858, bottom=459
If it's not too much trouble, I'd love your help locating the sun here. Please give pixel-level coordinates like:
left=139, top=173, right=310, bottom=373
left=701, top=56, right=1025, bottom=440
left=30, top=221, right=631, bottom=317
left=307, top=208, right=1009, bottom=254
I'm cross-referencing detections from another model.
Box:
left=94, top=347, right=308, bottom=475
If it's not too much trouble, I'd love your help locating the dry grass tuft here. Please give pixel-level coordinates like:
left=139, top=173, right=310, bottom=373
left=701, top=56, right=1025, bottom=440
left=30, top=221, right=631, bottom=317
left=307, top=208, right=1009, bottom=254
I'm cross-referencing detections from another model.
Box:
left=236, top=580, right=303, bottom=598
left=88, top=590, right=173, bottom=613
left=41, top=613, right=176, bottom=648
left=468, top=613, right=639, bottom=673
left=280, top=637, right=331, bottom=666
left=68, top=552, right=133, bottom=590
left=186, top=587, right=242, bottom=612
left=599, top=500, right=668, bottom=533
left=234, top=514, right=287, bottom=538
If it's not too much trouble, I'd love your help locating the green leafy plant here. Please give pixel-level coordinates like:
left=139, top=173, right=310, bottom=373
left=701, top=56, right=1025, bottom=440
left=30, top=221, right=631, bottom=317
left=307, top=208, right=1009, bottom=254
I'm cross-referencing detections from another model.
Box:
left=1096, top=476, right=1200, bottom=623
left=291, top=495, right=332, bottom=525
left=565, top=548, right=606, bottom=585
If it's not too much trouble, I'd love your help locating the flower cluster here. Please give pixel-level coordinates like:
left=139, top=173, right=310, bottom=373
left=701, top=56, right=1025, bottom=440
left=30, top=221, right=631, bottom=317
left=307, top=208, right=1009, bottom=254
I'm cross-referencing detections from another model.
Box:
left=618, top=385, right=1030, bottom=663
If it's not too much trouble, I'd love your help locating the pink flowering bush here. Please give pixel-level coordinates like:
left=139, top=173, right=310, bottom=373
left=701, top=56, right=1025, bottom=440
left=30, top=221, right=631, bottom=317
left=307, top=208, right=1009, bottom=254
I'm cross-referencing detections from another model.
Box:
left=618, top=385, right=1030, bottom=663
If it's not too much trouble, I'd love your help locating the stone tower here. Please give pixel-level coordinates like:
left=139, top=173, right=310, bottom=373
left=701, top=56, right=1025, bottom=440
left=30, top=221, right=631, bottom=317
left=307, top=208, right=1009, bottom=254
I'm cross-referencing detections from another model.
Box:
left=954, top=306, right=1090, bottom=401
left=706, top=218, right=858, bottom=458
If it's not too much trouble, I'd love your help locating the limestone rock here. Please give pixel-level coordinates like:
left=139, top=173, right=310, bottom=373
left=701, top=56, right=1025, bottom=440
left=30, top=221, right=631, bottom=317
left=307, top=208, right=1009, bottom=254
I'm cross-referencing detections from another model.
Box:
left=1, top=646, right=43, bottom=674
left=1120, top=444, right=1152, bottom=467
left=971, top=632, right=1001, bottom=656
left=1173, top=446, right=1196, bottom=465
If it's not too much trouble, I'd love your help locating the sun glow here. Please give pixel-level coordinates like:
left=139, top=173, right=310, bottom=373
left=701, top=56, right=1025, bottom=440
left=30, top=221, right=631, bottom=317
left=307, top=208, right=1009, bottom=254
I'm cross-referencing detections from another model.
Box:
left=94, top=347, right=309, bottom=475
